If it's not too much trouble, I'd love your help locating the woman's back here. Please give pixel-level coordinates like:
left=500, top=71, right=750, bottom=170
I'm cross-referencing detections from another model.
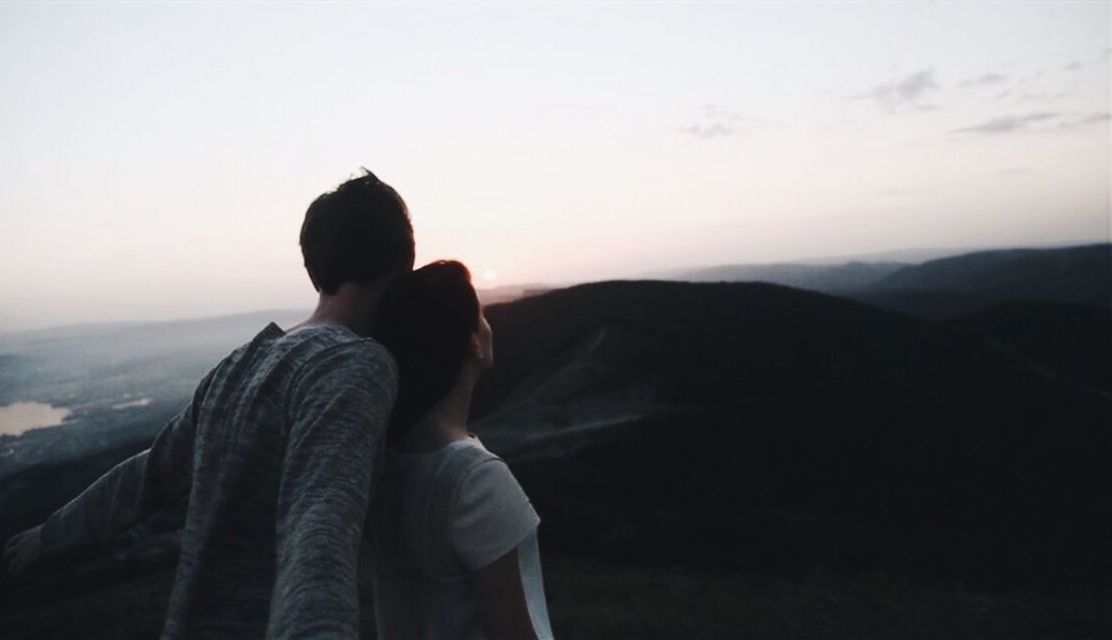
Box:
left=370, top=436, right=552, bottom=640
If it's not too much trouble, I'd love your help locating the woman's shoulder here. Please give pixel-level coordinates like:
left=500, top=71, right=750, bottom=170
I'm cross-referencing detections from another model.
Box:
left=455, top=435, right=500, bottom=461
left=421, top=436, right=532, bottom=516
left=386, top=436, right=507, bottom=498
left=434, top=435, right=502, bottom=475
left=445, top=440, right=540, bottom=573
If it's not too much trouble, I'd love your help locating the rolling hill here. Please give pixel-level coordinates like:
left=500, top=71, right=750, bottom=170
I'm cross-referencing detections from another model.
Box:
left=471, top=281, right=1111, bottom=590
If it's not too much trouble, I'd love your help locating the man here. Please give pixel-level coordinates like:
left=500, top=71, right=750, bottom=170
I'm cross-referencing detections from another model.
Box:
left=3, top=170, right=413, bottom=639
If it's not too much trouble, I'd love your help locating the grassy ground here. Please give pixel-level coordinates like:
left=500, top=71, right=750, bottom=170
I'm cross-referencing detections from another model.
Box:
left=1, top=555, right=1109, bottom=639
left=542, top=557, right=1111, bottom=639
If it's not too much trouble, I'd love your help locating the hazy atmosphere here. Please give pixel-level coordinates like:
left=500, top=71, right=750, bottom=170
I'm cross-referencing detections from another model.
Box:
left=1, top=2, right=1109, bottom=330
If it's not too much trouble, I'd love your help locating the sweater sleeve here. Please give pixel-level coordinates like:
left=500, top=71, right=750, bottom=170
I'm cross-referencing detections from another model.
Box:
left=266, top=340, right=397, bottom=640
left=40, top=367, right=216, bottom=557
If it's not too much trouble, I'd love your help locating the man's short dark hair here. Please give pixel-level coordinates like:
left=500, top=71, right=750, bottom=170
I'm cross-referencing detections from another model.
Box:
left=300, top=170, right=415, bottom=294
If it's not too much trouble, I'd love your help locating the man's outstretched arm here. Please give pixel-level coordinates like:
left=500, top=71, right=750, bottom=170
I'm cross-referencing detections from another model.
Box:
left=3, top=368, right=215, bottom=574
left=267, top=341, right=396, bottom=640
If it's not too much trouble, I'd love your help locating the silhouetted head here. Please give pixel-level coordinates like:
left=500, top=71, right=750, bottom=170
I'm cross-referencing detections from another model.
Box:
left=373, top=260, right=493, bottom=445
left=300, top=170, right=415, bottom=294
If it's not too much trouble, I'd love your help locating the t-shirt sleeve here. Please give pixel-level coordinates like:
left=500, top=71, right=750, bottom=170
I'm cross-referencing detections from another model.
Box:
left=449, top=458, right=540, bottom=573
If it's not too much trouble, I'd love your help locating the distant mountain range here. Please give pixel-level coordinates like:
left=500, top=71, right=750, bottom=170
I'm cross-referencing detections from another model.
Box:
left=672, top=243, right=1111, bottom=319
left=680, top=261, right=906, bottom=294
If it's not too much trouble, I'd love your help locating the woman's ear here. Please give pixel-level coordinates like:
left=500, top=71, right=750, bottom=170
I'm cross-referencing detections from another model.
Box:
left=469, top=332, right=484, bottom=360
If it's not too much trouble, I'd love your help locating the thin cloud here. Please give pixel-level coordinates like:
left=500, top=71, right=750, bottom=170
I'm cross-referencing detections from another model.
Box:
left=854, top=68, right=940, bottom=113
left=1062, top=61, right=1083, bottom=71
left=680, top=104, right=767, bottom=139
left=678, top=123, right=733, bottom=139
left=953, top=112, right=1059, bottom=134
left=697, top=104, right=769, bottom=125
left=1017, top=91, right=1070, bottom=103
left=1058, top=112, right=1111, bottom=131
left=957, top=73, right=1008, bottom=88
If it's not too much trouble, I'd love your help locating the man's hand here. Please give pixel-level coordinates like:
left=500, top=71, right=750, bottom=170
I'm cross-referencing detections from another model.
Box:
left=3, top=525, right=44, bottom=576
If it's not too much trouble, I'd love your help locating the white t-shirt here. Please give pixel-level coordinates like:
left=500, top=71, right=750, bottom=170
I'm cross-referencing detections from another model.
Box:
left=369, top=436, right=553, bottom=640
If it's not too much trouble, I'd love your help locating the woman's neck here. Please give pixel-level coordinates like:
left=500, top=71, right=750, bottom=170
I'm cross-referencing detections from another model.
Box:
left=396, top=365, right=479, bottom=453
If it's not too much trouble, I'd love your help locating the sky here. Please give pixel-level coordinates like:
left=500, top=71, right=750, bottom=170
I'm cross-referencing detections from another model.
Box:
left=0, top=2, right=1109, bottom=331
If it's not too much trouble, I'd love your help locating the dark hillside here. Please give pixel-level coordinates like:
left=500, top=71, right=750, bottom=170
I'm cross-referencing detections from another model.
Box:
left=473, top=281, right=919, bottom=454
left=475, top=280, right=916, bottom=414
left=944, top=301, right=1112, bottom=392
left=471, top=281, right=1112, bottom=590
left=848, top=291, right=992, bottom=320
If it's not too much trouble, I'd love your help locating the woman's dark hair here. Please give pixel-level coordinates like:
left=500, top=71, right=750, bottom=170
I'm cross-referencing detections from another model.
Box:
left=299, top=169, right=415, bottom=294
left=372, top=260, right=481, bottom=446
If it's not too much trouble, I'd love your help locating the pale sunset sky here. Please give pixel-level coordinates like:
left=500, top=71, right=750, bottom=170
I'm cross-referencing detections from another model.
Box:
left=1, top=2, right=1109, bottom=331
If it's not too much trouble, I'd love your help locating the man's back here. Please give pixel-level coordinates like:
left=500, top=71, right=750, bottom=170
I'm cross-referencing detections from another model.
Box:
left=41, top=322, right=397, bottom=639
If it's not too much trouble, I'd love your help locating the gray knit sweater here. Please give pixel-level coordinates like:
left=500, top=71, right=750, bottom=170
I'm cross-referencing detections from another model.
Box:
left=40, top=322, right=397, bottom=639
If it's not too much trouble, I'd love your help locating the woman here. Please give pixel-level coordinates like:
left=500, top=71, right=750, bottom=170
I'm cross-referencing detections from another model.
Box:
left=369, top=260, right=554, bottom=640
